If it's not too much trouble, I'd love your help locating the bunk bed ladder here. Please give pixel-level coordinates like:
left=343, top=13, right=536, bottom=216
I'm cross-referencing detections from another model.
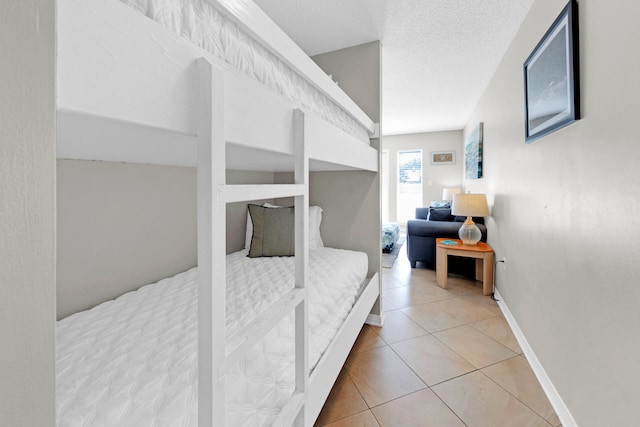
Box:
left=197, top=57, right=310, bottom=427
left=197, top=58, right=227, bottom=427
left=292, top=108, right=310, bottom=427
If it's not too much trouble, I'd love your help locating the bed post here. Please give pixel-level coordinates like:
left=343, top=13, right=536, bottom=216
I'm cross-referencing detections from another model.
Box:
left=197, top=58, right=226, bottom=427
left=293, top=109, right=310, bottom=426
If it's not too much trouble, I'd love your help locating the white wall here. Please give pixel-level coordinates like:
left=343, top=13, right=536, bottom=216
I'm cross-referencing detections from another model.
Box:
left=383, top=131, right=463, bottom=223
left=463, top=0, right=640, bottom=425
left=0, top=0, right=56, bottom=425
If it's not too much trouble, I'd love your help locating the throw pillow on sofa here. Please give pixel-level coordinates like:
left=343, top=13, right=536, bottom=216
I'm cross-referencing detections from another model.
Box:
left=428, top=207, right=455, bottom=222
left=429, top=200, right=451, bottom=208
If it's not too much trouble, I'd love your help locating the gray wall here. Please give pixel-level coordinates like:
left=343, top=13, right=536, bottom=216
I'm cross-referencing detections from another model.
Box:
left=56, top=163, right=274, bottom=318
left=383, top=130, right=464, bottom=223
left=226, top=170, right=276, bottom=253
left=312, top=41, right=381, bottom=123
left=56, top=160, right=198, bottom=319
left=0, top=0, right=56, bottom=425
left=309, top=171, right=380, bottom=278
left=311, top=41, right=381, bottom=275
left=275, top=170, right=380, bottom=278
left=463, top=0, right=640, bottom=424
left=310, top=42, right=382, bottom=315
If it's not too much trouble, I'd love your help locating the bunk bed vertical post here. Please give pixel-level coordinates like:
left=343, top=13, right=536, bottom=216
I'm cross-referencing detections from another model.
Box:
left=293, top=109, right=310, bottom=426
left=196, top=58, right=226, bottom=427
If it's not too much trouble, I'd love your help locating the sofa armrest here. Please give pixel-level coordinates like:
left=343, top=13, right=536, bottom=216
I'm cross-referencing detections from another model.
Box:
left=407, top=220, right=461, bottom=238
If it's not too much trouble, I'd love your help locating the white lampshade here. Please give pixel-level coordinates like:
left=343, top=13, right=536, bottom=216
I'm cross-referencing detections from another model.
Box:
left=451, top=193, right=489, bottom=245
left=451, top=193, right=489, bottom=217
left=442, top=187, right=462, bottom=201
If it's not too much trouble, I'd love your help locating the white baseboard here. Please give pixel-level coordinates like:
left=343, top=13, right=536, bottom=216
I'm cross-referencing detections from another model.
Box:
left=365, top=312, right=384, bottom=327
left=494, top=289, right=577, bottom=427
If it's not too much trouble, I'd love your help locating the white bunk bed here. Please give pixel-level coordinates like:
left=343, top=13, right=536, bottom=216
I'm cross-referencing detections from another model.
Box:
left=56, top=0, right=380, bottom=426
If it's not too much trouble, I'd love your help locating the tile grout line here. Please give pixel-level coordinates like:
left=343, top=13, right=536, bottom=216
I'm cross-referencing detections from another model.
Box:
left=469, top=319, right=523, bottom=354
left=476, top=368, right=556, bottom=426
left=428, top=385, right=470, bottom=427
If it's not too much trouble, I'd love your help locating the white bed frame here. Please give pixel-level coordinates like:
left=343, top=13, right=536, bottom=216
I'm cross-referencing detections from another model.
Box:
left=57, top=0, right=381, bottom=425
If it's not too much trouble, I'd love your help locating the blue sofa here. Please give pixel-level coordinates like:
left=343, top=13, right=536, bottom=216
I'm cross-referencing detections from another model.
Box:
left=406, top=207, right=487, bottom=274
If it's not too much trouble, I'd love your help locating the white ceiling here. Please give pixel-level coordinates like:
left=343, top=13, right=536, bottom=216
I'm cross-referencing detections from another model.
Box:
left=253, top=0, right=534, bottom=136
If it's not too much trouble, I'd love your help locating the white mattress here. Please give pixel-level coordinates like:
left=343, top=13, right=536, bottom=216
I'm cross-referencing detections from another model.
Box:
left=57, top=247, right=368, bottom=427
left=116, top=0, right=371, bottom=143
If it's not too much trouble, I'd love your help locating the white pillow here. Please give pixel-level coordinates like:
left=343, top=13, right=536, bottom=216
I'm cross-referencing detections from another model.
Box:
left=245, top=204, right=324, bottom=249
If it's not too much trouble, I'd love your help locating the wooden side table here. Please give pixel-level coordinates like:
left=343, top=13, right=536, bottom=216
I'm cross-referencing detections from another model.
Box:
left=435, top=238, right=494, bottom=296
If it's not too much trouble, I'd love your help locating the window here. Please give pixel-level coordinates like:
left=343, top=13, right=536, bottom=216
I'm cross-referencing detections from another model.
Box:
left=397, top=150, right=423, bottom=224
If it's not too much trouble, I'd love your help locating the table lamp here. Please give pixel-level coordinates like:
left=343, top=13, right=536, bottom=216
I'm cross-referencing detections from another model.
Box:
left=451, top=193, right=489, bottom=245
left=442, top=187, right=462, bottom=201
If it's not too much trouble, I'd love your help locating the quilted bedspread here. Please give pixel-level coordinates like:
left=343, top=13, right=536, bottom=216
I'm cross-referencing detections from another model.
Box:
left=57, top=248, right=367, bottom=427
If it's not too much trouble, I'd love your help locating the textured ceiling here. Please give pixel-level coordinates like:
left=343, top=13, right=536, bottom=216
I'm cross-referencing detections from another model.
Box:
left=253, top=0, right=534, bottom=135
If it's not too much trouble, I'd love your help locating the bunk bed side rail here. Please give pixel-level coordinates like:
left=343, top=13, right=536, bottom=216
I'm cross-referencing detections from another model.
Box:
left=307, top=273, right=380, bottom=423
left=59, top=0, right=377, bottom=171
left=213, top=0, right=375, bottom=135
left=305, top=115, right=379, bottom=172
left=58, top=0, right=198, bottom=134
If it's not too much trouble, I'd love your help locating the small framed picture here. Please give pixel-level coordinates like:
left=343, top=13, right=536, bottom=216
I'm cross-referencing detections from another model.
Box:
left=430, top=151, right=455, bottom=165
left=524, top=0, right=580, bottom=143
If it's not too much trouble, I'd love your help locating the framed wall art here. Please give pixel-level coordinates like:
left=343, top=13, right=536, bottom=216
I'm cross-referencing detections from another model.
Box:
left=465, top=122, right=483, bottom=179
left=524, top=0, right=580, bottom=143
left=430, top=150, right=455, bottom=165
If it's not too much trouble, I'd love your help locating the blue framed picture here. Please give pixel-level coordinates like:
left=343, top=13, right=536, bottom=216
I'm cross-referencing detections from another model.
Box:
left=465, top=123, right=483, bottom=179
left=524, top=0, right=580, bottom=143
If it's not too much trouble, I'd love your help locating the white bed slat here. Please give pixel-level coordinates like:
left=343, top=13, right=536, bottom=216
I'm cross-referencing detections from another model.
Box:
left=222, top=288, right=305, bottom=375
left=305, top=115, right=379, bottom=172
left=221, top=183, right=305, bottom=204
left=197, top=58, right=227, bottom=427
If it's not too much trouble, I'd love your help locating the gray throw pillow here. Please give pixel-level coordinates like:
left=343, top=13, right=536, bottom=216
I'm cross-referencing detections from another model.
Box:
left=248, top=204, right=295, bottom=257
left=428, top=207, right=454, bottom=222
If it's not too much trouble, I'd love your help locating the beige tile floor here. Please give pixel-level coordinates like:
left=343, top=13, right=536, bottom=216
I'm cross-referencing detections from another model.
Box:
left=315, top=242, right=561, bottom=427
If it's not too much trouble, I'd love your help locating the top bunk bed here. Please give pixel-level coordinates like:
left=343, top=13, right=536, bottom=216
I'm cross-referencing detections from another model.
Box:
left=56, top=0, right=379, bottom=173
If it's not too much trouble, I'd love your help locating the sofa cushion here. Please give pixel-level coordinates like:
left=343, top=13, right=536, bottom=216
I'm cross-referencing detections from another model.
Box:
left=407, top=219, right=462, bottom=237
left=428, top=207, right=454, bottom=222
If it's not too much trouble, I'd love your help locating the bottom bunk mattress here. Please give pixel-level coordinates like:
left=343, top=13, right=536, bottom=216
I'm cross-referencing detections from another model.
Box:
left=56, top=247, right=368, bottom=427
